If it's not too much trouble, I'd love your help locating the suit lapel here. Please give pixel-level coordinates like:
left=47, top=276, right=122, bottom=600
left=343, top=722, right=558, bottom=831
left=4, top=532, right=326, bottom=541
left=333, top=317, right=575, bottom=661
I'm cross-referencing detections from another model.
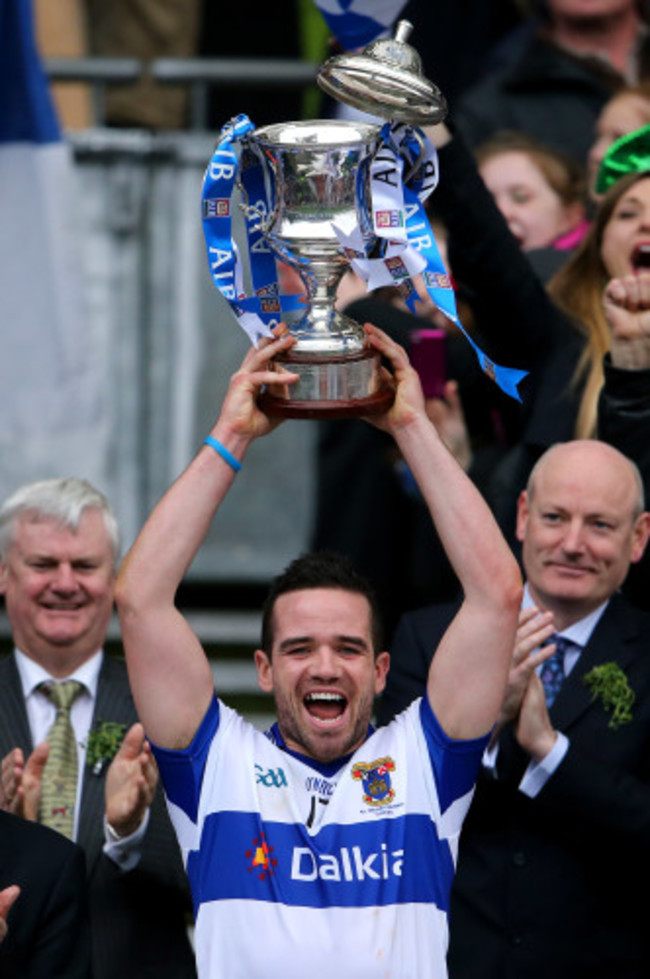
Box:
left=551, top=594, right=641, bottom=732
left=0, top=655, right=34, bottom=758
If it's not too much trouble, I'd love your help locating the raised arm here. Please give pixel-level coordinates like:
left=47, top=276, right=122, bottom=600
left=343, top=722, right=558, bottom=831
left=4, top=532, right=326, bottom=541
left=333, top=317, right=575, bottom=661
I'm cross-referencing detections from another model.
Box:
left=424, top=122, right=558, bottom=367
left=366, top=325, right=522, bottom=739
left=599, top=273, right=650, bottom=608
left=114, top=331, right=297, bottom=750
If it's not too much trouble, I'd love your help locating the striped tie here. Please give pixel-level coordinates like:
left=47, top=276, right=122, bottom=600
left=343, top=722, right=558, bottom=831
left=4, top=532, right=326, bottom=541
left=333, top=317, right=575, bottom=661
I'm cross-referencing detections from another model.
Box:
left=39, top=680, right=84, bottom=839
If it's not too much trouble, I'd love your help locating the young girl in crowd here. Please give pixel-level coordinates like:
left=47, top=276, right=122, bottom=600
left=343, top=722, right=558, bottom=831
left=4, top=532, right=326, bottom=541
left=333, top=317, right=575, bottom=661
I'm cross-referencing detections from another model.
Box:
left=424, top=122, right=650, bottom=544
left=550, top=165, right=650, bottom=438
left=314, top=121, right=650, bottom=626
left=588, top=80, right=650, bottom=201
left=475, top=130, right=588, bottom=252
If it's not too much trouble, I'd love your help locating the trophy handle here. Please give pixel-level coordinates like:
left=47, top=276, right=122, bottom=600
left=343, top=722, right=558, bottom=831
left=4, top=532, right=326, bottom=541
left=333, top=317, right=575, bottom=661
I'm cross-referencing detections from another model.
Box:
left=236, top=140, right=273, bottom=233
left=403, top=127, right=426, bottom=185
left=238, top=199, right=267, bottom=233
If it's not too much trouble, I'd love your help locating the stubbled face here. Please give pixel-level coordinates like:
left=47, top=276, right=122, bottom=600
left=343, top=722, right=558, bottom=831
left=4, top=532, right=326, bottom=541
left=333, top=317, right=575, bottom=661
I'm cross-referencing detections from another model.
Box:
left=516, top=443, right=648, bottom=624
left=0, top=510, right=116, bottom=674
left=479, top=151, right=578, bottom=251
left=255, top=588, right=389, bottom=764
left=588, top=95, right=650, bottom=199
left=600, top=177, right=650, bottom=277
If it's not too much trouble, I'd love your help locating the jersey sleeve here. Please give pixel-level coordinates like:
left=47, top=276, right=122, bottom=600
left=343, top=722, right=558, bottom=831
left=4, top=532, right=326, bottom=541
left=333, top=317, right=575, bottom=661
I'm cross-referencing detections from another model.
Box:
left=419, top=695, right=489, bottom=815
left=150, top=694, right=220, bottom=825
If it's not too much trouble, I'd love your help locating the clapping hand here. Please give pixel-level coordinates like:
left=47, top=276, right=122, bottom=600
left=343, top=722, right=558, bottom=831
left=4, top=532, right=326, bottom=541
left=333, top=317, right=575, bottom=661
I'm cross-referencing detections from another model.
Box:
left=494, top=606, right=557, bottom=733
left=0, top=745, right=50, bottom=822
left=105, top=723, right=158, bottom=838
left=0, top=885, right=20, bottom=943
left=516, top=672, right=558, bottom=761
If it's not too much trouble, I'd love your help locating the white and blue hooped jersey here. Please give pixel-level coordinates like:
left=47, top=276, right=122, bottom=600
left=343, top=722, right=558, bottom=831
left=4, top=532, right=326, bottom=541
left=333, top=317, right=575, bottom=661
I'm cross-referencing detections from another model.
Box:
left=152, top=695, right=487, bottom=979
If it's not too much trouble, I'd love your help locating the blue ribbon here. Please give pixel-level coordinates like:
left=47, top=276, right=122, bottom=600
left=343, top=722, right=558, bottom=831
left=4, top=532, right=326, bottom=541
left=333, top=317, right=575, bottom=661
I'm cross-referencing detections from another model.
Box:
left=201, top=114, right=249, bottom=307
left=201, top=114, right=303, bottom=344
left=376, top=125, right=528, bottom=401
left=401, top=185, right=528, bottom=400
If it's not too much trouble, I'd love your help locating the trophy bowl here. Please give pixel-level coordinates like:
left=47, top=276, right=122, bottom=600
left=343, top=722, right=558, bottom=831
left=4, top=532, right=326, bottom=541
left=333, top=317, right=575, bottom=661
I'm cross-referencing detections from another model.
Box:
left=244, top=119, right=394, bottom=419
left=203, top=21, right=449, bottom=418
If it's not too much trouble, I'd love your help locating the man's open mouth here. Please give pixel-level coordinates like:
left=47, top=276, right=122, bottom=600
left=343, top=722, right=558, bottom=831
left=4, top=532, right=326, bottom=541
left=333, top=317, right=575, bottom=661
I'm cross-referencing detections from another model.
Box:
left=304, top=692, right=347, bottom=722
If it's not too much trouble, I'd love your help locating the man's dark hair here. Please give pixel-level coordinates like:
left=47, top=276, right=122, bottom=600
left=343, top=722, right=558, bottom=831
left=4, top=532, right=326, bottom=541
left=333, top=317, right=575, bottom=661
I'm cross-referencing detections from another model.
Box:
left=261, top=552, right=384, bottom=655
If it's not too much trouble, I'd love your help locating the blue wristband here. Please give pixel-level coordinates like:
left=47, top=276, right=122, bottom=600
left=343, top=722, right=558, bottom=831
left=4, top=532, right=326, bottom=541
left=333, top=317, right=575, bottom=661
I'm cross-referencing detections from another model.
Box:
left=203, top=436, right=242, bottom=472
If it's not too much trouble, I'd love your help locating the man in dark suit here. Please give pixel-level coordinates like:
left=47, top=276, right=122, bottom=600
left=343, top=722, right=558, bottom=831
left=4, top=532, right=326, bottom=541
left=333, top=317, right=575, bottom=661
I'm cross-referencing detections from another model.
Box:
left=453, top=0, right=650, bottom=165
left=0, top=809, right=91, bottom=977
left=379, top=438, right=650, bottom=978
left=0, top=477, right=196, bottom=979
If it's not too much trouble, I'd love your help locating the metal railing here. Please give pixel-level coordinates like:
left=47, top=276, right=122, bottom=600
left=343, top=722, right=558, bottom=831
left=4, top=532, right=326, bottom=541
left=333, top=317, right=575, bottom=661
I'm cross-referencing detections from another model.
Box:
left=45, top=56, right=141, bottom=126
left=152, top=58, right=319, bottom=131
left=45, top=56, right=320, bottom=130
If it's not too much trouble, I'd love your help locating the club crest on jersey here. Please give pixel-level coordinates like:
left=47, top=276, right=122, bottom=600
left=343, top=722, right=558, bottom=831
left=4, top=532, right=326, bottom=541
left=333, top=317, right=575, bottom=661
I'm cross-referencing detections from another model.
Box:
left=351, top=756, right=396, bottom=807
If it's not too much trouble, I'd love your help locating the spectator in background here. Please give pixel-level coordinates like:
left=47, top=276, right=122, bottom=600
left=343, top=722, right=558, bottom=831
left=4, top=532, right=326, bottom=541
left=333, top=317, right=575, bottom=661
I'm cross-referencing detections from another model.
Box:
left=35, top=0, right=202, bottom=130
left=313, top=121, right=650, bottom=634
left=312, top=125, right=586, bottom=632
left=0, top=477, right=196, bottom=979
left=0, top=811, right=91, bottom=978
left=588, top=78, right=650, bottom=198
left=548, top=158, right=650, bottom=439
left=399, top=0, right=529, bottom=106
left=425, top=122, right=650, bottom=544
left=380, top=438, right=650, bottom=978
left=598, top=270, right=650, bottom=607
left=33, top=0, right=92, bottom=130
left=453, top=0, right=650, bottom=163
left=475, top=129, right=589, bottom=280
left=85, top=0, right=202, bottom=130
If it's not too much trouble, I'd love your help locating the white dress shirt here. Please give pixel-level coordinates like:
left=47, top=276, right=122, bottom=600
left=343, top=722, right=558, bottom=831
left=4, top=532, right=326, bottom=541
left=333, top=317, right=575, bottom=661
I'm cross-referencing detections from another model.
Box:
left=14, top=647, right=148, bottom=868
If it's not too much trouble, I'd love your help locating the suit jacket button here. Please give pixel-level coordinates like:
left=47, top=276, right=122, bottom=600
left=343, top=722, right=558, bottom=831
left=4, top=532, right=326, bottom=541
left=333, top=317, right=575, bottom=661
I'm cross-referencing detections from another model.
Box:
left=512, top=850, right=526, bottom=867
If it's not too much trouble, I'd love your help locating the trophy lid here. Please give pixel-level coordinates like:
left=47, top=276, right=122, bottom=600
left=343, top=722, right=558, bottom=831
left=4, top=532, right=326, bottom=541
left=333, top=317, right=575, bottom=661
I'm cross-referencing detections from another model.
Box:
left=317, top=20, right=447, bottom=126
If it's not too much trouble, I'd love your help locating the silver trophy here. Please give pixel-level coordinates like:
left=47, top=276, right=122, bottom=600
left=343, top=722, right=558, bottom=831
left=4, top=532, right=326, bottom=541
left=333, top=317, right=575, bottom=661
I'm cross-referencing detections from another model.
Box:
left=241, top=21, right=446, bottom=418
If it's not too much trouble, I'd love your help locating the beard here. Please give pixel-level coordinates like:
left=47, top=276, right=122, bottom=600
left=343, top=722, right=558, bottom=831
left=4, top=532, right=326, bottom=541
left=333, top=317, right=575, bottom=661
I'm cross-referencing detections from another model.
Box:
left=273, top=687, right=375, bottom=764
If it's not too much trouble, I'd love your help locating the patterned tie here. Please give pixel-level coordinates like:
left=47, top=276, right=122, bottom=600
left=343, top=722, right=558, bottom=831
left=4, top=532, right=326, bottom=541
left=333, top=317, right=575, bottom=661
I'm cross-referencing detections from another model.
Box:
left=39, top=680, right=84, bottom=839
left=539, top=636, right=574, bottom=707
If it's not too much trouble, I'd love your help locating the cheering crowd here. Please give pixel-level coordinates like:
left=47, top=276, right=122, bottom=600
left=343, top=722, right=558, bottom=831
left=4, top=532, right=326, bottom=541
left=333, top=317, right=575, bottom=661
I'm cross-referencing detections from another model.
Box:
left=3, top=0, right=650, bottom=977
